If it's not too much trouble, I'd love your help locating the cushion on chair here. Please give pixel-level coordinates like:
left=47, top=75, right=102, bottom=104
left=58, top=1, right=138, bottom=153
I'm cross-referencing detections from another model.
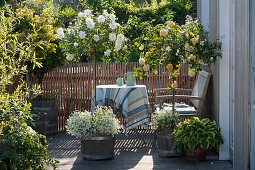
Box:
left=154, top=102, right=197, bottom=114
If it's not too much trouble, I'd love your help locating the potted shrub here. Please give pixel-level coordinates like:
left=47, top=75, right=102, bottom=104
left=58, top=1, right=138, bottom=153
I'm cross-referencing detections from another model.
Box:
left=152, top=109, right=181, bottom=157
left=172, top=117, right=224, bottom=161
left=66, top=106, right=121, bottom=160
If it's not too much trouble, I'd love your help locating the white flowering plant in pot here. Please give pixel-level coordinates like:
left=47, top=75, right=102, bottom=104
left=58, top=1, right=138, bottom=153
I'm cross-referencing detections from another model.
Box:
left=66, top=106, right=121, bottom=140
left=57, top=9, right=127, bottom=62
left=152, top=109, right=179, bottom=135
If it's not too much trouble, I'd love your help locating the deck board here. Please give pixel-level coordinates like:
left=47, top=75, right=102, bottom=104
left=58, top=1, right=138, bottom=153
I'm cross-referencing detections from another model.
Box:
left=46, top=130, right=233, bottom=170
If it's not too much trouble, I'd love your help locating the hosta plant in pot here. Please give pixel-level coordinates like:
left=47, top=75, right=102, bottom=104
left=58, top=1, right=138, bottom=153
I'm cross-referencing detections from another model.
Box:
left=172, top=117, right=224, bottom=161
left=66, top=106, right=121, bottom=160
left=152, top=109, right=181, bottom=157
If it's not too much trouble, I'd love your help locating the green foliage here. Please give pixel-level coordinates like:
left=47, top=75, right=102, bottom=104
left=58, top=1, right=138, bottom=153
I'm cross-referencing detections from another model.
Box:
left=172, top=117, right=224, bottom=152
left=0, top=6, right=58, bottom=169
left=152, top=109, right=179, bottom=134
left=113, top=0, right=193, bottom=25
left=12, top=0, right=66, bottom=82
left=53, top=0, right=193, bottom=62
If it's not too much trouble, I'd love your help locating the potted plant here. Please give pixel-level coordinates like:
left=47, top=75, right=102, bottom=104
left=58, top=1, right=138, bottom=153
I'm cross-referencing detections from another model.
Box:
left=172, top=117, right=224, bottom=161
left=66, top=106, right=121, bottom=160
left=152, top=109, right=181, bottom=157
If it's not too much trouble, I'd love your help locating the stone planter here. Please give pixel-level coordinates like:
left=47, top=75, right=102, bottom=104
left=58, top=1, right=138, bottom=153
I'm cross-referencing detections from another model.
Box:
left=156, top=133, right=183, bottom=157
left=185, top=145, right=206, bottom=161
left=31, top=112, right=47, bottom=136
left=31, top=98, right=58, bottom=135
left=81, top=135, right=115, bottom=160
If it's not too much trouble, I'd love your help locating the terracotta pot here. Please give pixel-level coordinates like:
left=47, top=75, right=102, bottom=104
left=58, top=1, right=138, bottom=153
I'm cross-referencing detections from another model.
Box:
left=185, top=145, right=206, bottom=161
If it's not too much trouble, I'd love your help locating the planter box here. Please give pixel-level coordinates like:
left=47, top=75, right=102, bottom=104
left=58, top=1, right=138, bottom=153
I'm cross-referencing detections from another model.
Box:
left=156, top=133, right=183, bottom=157
left=81, top=136, right=115, bottom=160
left=31, top=98, right=58, bottom=135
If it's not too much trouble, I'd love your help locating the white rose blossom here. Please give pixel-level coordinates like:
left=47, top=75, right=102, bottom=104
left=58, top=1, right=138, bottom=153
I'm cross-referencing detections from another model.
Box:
left=109, top=33, right=116, bottom=41
left=115, top=39, right=122, bottom=51
left=66, top=54, right=74, bottom=60
left=57, top=28, right=65, bottom=39
left=117, top=33, right=125, bottom=40
left=74, top=42, right=78, bottom=47
left=93, top=34, right=100, bottom=42
left=84, top=9, right=92, bottom=17
left=104, top=49, right=111, bottom=57
left=78, top=12, right=84, bottom=17
left=103, top=10, right=109, bottom=17
left=79, top=31, right=86, bottom=39
left=166, top=46, right=171, bottom=52
left=86, top=18, right=95, bottom=29
left=109, top=22, right=117, bottom=30
left=109, top=13, right=116, bottom=21
left=97, top=15, right=106, bottom=23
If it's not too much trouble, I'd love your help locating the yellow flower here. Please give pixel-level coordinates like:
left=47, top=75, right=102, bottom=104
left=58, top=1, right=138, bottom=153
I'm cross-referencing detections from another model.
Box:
left=199, top=59, right=204, bottom=63
left=144, top=72, right=149, bottom=76
left=190, top=32, right=194, bottom=37
left=167, top=21, right=175, bottom=29
left=173, top=70, right=179, bottom=78
left=171, top=81, right=178, bottom=89
left=166, top=64, right=173, bottom=71
left=139, top=58, right=146, bottom=65
left=191, top=38, right=199, bottom=45
left=160, top=29, right=168, bottom=36
left=143, top=64, right=150, bottom=72
left=139, top=45, right=144, bottom=50
left=145, top=52, right=150, bottom=57
left=188, top=54, right=196, bottom=62
left=188, top=69, right=196, bottom=77
left=185, top=43, right=191, bottom=51
left=186, top=33, right=189, bottom=39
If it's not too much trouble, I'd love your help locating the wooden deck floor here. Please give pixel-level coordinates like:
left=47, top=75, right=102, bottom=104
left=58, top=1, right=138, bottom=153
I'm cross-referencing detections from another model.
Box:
left=46, top=130, right=233, bottom=170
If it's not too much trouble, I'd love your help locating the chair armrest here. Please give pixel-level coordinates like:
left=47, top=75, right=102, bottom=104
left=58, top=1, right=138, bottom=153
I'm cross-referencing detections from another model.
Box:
left=154, top=88, right=192, bottom=93
left=157, top=95, right=205, bottom=101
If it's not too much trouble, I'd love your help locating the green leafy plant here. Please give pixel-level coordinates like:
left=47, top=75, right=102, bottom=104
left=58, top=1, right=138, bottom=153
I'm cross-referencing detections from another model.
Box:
left=172, top=117, right=224, bottom=152
left=152, top=109, right=179, bottom=134
left=0, top=6, right=58, bottom=169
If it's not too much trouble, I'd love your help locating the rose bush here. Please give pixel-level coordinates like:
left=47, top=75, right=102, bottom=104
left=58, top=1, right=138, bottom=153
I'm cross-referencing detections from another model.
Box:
left=134, top=15, right=222, bottom=89
left=58, top=8, right=127, bottom=62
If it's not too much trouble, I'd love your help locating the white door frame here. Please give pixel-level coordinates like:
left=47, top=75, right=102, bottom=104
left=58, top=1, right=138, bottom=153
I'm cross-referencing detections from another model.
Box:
left=218, top=0, right=230, bottom=160
left=250, top=0, right=255, bottom=168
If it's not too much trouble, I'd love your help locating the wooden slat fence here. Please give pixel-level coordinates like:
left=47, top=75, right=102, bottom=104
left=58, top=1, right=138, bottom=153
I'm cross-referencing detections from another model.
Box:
left=34, top=62, right=194, bottom=130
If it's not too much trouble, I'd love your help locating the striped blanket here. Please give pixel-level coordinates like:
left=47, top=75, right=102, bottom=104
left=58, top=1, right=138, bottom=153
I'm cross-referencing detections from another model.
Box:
left=91, top=85, right=151, bottom=130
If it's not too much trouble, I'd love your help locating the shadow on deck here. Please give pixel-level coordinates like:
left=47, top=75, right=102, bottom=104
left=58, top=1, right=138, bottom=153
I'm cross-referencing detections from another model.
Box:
left=46, top=130, right=233, bottom=170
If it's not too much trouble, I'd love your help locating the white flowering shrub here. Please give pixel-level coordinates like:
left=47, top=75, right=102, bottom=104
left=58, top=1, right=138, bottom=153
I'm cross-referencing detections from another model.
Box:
left=93, top=106, right=121, bottom=135
left=66, top=106, right=121, bottom=140
left=66, top=111, right=95, bottom=139
left=57, top=9, right=127, bottom=62
left=152, top=109, right=179, bottom=133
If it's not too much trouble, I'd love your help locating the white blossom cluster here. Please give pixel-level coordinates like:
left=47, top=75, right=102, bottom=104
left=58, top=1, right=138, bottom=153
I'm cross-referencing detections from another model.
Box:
left=152, top=109, right=179, bottom=131
left=66, top=106, right=121, bottom=140
left=57, top=9, right=126, bottom=61
left=93, top=106, right=121, bottom=135
left=66, top=111, right=95, bottom=140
